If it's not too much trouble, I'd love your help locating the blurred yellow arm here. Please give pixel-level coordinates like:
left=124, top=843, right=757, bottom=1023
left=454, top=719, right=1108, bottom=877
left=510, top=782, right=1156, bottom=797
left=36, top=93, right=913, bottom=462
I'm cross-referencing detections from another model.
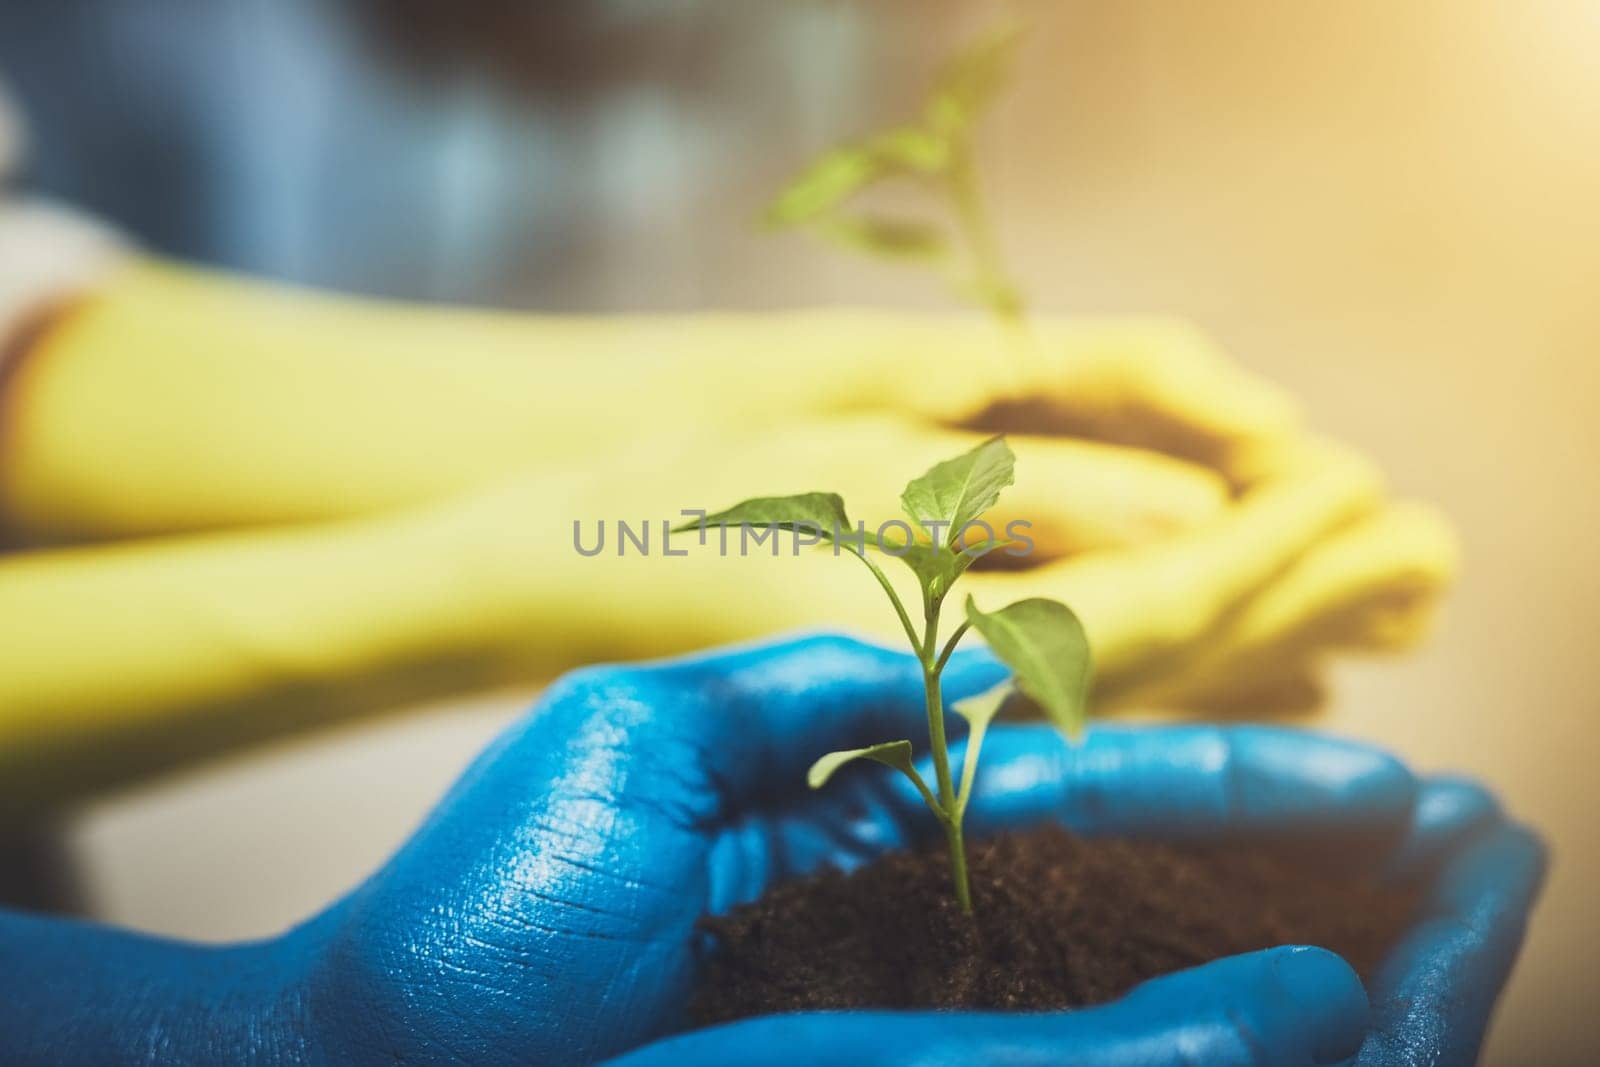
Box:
left=0, top=258, right=1295, bottom=544
left=0, top=469, right=878, bottom=816
left=0, top=435, right=1373, bottom=817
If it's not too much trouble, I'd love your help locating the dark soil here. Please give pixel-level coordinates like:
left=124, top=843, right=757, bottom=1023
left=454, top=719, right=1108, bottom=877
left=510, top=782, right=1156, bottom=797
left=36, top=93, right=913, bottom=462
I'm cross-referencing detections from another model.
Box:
left=693, top=825, right=1417, bottom=1024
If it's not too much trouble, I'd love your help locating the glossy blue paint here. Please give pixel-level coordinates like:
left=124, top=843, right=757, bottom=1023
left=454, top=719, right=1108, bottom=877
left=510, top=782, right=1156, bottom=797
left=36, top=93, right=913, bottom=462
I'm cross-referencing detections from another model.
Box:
left=0, top=634, right=1545, bottom=1065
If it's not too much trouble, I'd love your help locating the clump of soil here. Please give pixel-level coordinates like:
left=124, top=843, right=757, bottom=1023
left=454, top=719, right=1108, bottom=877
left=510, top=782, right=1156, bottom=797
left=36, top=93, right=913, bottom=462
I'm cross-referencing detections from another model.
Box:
left=693, top=825, right=1417, bottom=1025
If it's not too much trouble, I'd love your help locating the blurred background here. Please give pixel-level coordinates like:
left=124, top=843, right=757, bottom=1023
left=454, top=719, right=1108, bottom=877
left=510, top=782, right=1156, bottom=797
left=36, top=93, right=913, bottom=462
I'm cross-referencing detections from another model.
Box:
left=1, top=1, right=1595, bottom=1062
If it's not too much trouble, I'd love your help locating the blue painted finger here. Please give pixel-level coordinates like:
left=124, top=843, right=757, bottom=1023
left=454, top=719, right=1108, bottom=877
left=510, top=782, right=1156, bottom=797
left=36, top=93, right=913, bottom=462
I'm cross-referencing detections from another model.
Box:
left=1379, top=775, right=1502, bottom=884
left=604, top=946, right=1369, bottom=1067
left=514, top=633, right=1007, bottom=814
left=1358, top=823, right=1547, bottom=1066
left=953, top=723, right=1416, bottom=846
left=749, top=722, right=1418, bottom=890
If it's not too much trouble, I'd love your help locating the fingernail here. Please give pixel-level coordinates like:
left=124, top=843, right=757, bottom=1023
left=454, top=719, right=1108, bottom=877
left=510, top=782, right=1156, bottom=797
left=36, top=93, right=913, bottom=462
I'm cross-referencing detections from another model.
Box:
left=1271, top=946, right=1369, bottom=1064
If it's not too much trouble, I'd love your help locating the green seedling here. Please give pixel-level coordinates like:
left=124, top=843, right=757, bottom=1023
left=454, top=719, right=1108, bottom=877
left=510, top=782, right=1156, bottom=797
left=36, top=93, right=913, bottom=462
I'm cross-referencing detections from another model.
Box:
left=763, top=18, right=1030, bottom=335
left=676, top=436, right=1091, bottom=914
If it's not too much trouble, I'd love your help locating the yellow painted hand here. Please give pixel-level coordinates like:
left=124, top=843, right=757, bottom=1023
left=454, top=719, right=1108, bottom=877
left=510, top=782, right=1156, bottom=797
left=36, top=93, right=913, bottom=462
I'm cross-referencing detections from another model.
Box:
left=3, top=260, right=1290, bottom=543
left=0, top=260, right=1457, bottom=813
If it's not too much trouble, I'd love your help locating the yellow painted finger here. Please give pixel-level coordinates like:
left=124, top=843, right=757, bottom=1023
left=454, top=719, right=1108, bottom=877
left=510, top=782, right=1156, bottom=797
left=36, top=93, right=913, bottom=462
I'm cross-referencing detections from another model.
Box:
left=1115, top=502, right=1458, bottom=713
left=962, top=438, right=1386, bottom=696
left=960, top=318, right=1304, bottom=485
left=662, top=415, right=1230, bottom=558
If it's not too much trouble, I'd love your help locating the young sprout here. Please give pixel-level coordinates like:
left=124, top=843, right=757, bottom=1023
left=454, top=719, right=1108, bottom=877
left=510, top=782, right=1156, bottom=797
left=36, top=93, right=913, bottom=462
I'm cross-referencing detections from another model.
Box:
left=677, top=436, right=1091, bottom=914
left=762, top=19, right=1030, bottom=337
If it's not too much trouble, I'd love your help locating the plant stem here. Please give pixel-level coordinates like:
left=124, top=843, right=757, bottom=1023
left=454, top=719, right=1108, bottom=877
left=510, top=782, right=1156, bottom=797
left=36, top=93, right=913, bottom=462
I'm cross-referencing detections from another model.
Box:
left=946, top=139, right=1024, bottom=334
left=934, top=620, right=972, bottom=675
left=945, top=139, right=1034, bottom=396
left=921, top=596, right=973, bottom=915
left=924, top=664, right=972, bottom=913
left=848, top=548, right=922, bottom=652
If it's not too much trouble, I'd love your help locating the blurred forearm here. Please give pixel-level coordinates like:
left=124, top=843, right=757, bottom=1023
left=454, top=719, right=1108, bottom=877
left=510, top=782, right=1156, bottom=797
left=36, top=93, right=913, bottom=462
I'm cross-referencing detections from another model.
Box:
left=1, top=260, right=660, bottom=542
left=0, top=257, right=1300, bottom=545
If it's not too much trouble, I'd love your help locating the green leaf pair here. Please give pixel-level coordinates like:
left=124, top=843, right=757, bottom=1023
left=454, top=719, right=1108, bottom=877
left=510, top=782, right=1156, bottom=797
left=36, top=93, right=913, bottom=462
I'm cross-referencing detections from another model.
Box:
left=762, top=17, right=1030, bottom=327
left=763, top=126, right=949, bottom=231
left=687, top=434, right=1092, bottom=915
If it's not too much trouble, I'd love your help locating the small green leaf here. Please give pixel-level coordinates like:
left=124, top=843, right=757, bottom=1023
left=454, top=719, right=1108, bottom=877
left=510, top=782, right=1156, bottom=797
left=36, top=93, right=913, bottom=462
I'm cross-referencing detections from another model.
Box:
left=899, top=436, right=1015, bottom=548
left=807, top=739, right=915, bottom=789
left=860, top=529, right=958, bottom=593
left=902, top=543, right=992, bottom=599
left=892, top=543, right=966, bottom=597
left=765, top=126, right=951, bottom=229
left=673, top=493, right=849, bottom=537
left=807, top=739, right=943, bottom=819
left=862, top=125, right=951, bottom=173
left=925, top=20, right=1028, bottom=137
left=817, top=215, right=949, bottom=262
left=765, top=148, right=886, bottom=228
left=953, top=681, right=1012, bottom=814
left=965, top=595, right=1092, bottom=738
left=861, top=527, right=1016, bottom=599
